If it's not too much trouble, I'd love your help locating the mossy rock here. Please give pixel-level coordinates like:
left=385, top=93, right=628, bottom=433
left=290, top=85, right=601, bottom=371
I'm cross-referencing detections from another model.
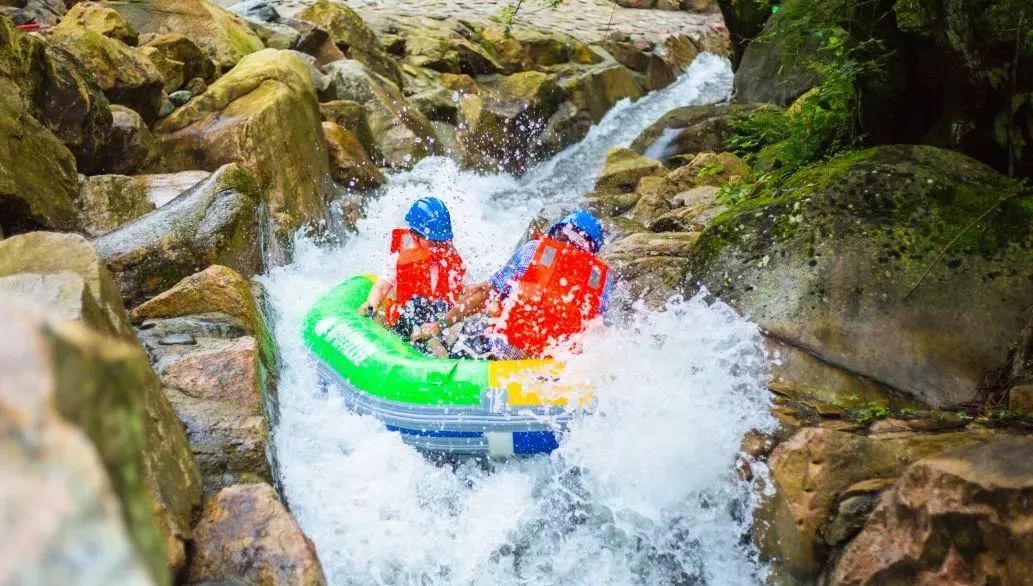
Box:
left=53, top=2, right=139, bottom=45
left=106, top=0, right=263, bottom=71
left=295, top=0, right=402, bottom=86
left=50, top=28, right=164, bottom=122
left=690, top=145, right=1033, bottom=407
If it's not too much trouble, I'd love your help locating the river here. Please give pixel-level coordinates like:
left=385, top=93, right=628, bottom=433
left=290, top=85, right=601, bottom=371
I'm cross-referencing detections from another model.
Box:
left=260, top=53, right=775, bottom=586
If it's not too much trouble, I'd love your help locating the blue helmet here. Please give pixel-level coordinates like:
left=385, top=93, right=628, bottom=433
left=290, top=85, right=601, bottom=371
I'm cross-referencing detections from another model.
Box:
left=405, top=197, right=453, bottom=241
left=550, top=209, right=604, bottom=253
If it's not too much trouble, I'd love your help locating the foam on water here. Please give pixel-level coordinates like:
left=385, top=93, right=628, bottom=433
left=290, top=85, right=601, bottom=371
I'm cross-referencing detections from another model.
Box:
left=261, top=53, right=774, bottom=585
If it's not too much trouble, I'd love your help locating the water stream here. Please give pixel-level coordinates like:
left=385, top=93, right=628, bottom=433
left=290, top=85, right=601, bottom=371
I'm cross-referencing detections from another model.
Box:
left=260, top=53, right=775, bottom=585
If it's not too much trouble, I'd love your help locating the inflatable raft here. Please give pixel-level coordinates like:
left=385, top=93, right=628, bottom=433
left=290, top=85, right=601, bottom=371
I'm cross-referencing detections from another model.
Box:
left=302, top=275, right=587, bottom=457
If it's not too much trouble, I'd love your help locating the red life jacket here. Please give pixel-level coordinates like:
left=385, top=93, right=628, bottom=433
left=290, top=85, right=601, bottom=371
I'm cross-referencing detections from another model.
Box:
left=493, top=237, right=608, bottom=357
left=384, top=228, right=466, bottom=326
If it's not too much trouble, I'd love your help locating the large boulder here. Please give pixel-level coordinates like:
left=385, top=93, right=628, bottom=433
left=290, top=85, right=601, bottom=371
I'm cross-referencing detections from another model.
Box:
left=156, top=49, right=333, bottom=259
left=76, top=174, right=156, bottom=237
left=833, top=437, right=1033, bottom=585
left=690, top=146, right=1033, bottom=408
left=456, top=70, right=563, bottom=173
left=541, top=62, right=644, bottom=156
left=732, top=3, right=822, bottom=106
left=0, top=237, right=205, bottom=580
left=98, top=105, right=162, bottom=175
left=139, top=33, right=215, bottom=83
left=0, top=300, right=156, bottom=585
left=0, top=19, right=113, bottom=171
left=477, top=24, right=594, bottom=73
left=186, top=483, right=326, bottom=585
left=49, top=29, right=165, bottom=122
left=295, top=0, right=401, bottom=87
left=54, top=2, right=139, bottom=46
left=133, top=271, right=279, bottom=493
left=0, top=232, right=136, bottom=341
left=0, top=91, right=79, bottom=234
left=716, top=0, right=771, bottom=66
left=756, top=426, right=1008, bottom=581
left=107, top=0, right=264, bottom=71
left=322, top=59, right=440, bottom=169
left=134, top=170, right=212, bottom=208
left=93, top=164, right=262, bottom=306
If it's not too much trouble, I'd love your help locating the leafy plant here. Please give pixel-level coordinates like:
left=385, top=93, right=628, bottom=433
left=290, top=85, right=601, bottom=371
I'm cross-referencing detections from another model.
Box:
left=494, top=0, right=565, bottom=33
left=846, top=403, right=891, bottom=425
left=728, top=0, right=892, bottom=189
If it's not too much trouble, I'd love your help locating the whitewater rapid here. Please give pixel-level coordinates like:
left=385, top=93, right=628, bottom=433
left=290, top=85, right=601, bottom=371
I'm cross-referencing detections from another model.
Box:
left=260, top=53, right=775, bottom=585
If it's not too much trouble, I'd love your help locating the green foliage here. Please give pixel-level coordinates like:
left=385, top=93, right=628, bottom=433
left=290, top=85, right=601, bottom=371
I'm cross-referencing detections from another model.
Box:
left=494, top=0, right=564, bottom=33
left=846, top=403, right=891, bottom=425
left=728, top=0, right=892, bottom=190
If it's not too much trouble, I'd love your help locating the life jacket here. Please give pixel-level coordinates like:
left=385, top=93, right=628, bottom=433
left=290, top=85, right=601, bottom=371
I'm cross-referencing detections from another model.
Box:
left=493, top=237, right=608, bottom=357
left=384, top=228, right=466, bottom=326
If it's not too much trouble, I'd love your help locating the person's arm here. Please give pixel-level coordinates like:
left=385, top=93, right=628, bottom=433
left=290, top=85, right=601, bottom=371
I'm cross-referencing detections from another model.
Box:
left=358, top=278, right=393, bottom=316
left=410, top=281, right=493, bottom=341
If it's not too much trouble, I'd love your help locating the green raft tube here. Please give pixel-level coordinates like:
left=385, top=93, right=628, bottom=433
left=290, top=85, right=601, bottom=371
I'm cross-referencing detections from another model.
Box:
left=302, top=275, right=587, bottom=457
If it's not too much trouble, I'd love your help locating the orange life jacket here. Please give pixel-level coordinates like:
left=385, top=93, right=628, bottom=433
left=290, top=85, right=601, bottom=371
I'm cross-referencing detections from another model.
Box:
left=384, top=228, right=466, bottom=326
left=493, top=237, right=608, bottom=357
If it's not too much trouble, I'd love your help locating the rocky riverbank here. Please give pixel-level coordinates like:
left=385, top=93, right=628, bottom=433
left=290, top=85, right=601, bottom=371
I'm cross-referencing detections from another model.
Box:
left=0, top=0, right=726, bottom=582
left=2, top=0, right=1032, bottom=583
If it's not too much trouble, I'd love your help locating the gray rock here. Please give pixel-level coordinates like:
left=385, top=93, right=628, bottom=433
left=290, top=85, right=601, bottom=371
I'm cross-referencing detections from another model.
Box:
left=159, top=333, right=197, bottom=345
left=168, top=90, right=192, bottom=106
left=93, top=164, right=263, bottom=306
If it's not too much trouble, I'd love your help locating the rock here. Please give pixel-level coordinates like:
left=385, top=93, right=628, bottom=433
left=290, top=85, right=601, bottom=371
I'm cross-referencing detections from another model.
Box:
left=151, top=335, right=272, bottom=490
left=227, top=0, right=280, bottom=23
left=288, top=18, right=346, bottom=66
left=156, top=49, right=333, bottom=258
left=0, top=0, right=65, bottom=25
left=98, top=105, right=161, bottom=175
left=108, top=0, right=264, bottom=71
left=0, top=278, right=204, bottom=581
left=646, top=34, right=702, bottom=90
left=157, top=98, right=174, bottom=119
left=833, top=438, right=1033, bottom=585
left=31, top=42, right=114, bottom=172
left=296, top=0, right=401, bottom=86
left=756, top=426, right=1007, bottom=581
left=456, top=70, right=566, bottom=173
left=400, top=30, right=500, bottom=76
left=187, top=483, right=325, bottom=585
left=766, top=338, right=915, bottom=415
left=595, top=148, right=664, bottom=193
left=76, top=174, right=156, bottom=237
left=478, top=24, right=585, bottom=72
left=0, top=300, right=157, bottom=585
left=139, top=33, right=215, bottom=83
left=0, top=231, right=136, bottom=341
left=322, top=59, right=439, bottom=169
left=715, top=0, right=771, bottom=66
left=130, top=265, right=270, bottom=342
left=142, top=47, right=185, bottom=94
left=168, top=90, right=191, bottom=106
left=597, top=40, right=650, bottom=73
left=323, top=121, right=384, bottom=189
left=540, top=62, right=644, bottom=156
left=134, top=170, right=211, bottom=208
left=184, top=76, right=207, bottom=95
left=607, top=231, right=700, bottom=259
left=248, top=19, right=301, bottom=51
left=631, top=104, right=772, bottom=163
left=160, top=333, right=197, bottom=345
left=690, top=146, right=1033, bottom=408
left=733, top=5, right=822, bottom=106
left=54, top=2, right=139, bottom=46
left=319, top=99, right=378, bottom=158
left=647, top=186, right=726, bottom=232
left=0, top=91, right=80, bottom=234
left=93, top=164, right=262, bottom=306
left=50, top=29, right=165, bottom=122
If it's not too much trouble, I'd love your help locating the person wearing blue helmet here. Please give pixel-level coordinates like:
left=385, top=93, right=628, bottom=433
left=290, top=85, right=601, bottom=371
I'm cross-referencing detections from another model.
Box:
left=412, top=209, right=611, bottom=359
left=360, top=197, right=467, bottom=341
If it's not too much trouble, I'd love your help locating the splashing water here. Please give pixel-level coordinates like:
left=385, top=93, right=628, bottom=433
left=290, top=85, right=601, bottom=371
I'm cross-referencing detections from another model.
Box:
left=260, top=53, right=774, bottom=585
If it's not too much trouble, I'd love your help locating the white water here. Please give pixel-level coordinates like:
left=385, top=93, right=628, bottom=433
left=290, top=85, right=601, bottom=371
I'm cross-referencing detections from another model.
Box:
left=261, top=54, right=775, bottom=585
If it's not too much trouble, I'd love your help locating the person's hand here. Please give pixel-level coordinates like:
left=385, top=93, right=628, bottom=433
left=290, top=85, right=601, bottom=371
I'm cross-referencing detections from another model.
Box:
left=358, top=301, right=375, bottom=317
left=411, top=322, right=442, bottom=342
